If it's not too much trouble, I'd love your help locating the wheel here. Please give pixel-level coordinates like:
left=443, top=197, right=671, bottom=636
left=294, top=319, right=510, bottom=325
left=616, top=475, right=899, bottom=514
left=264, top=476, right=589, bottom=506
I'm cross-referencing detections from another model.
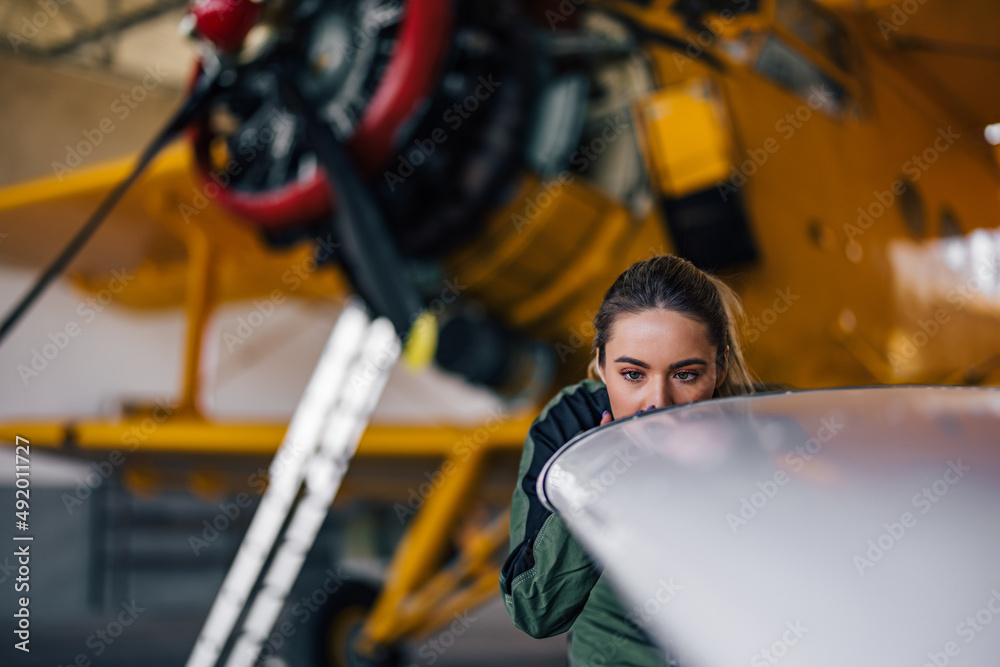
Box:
left=317, top=580, right=402, bottom=667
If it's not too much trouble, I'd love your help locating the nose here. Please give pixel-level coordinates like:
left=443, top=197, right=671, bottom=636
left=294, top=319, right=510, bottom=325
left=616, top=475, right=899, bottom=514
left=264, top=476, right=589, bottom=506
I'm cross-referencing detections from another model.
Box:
left=648, top=380, right=673, bottom=410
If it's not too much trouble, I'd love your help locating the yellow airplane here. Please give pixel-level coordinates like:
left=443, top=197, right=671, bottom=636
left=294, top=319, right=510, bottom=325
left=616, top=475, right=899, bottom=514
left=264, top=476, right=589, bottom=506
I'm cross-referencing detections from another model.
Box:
left=1, top=0, right=999, bottom=664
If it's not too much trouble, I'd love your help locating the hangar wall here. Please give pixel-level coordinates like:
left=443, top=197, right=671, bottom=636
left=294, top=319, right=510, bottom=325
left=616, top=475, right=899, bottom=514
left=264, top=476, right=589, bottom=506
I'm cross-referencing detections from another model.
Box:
left=0, top=53, right=186, bottom=187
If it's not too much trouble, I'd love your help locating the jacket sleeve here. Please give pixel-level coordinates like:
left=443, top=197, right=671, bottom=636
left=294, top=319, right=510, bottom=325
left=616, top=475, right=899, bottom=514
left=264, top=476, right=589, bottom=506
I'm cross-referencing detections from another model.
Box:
left=499, top=383, right=605, bottom=638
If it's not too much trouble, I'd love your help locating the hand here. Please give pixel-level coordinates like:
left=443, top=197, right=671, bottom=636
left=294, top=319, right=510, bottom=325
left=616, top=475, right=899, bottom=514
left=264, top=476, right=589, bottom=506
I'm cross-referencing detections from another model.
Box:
left=600, top=410, right=613, bottom=426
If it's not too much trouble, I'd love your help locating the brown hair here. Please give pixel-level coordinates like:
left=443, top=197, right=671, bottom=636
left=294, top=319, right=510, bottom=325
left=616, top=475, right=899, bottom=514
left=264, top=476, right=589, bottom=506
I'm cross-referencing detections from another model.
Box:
left=586, top=255, right=758, bottom=397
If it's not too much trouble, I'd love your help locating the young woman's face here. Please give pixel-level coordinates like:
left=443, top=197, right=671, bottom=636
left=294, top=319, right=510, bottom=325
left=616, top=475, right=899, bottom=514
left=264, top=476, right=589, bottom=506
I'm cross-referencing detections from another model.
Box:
left=597, top=308, right=728, bottom=418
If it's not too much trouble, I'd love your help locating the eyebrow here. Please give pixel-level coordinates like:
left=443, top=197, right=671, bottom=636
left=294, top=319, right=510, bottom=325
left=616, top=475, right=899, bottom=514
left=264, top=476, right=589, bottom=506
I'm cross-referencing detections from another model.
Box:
left=613, top=355, right=649, bottom=368
left=668, top=357, right=708, bottom=371
left=613, top=356, right=708, bottom=371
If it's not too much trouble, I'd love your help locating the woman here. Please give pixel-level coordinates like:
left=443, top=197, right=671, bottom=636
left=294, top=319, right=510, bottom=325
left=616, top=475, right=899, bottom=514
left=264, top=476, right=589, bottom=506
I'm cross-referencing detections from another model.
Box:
left=499, top=254, right=759, bottom=666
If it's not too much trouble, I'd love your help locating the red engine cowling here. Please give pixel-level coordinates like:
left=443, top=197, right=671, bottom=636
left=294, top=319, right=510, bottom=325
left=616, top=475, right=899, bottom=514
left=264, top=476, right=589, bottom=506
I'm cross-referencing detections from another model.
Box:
left=189, top=0, right=262, bottom=53
left=187, top=0, right=454, bottom=231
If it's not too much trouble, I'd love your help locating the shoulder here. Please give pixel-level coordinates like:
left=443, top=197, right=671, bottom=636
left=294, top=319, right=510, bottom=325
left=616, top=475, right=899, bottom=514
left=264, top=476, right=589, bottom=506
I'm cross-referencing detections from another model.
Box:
left=529, top=378, right=610, bottom=449
left=507, top=379, right=610, bottom=548
left=538, top=377, right=609, bottom=414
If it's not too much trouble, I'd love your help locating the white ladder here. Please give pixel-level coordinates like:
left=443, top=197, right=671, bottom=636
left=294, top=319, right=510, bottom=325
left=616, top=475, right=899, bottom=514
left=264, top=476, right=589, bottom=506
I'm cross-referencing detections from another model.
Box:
left=187, top=298, right=400, bottom=667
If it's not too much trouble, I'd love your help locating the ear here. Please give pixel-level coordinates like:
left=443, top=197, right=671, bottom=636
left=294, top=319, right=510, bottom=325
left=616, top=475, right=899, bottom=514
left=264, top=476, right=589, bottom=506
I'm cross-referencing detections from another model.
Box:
left=590, top=353, right=606, bottom=384
left=715, top=345, right=730, bottom=389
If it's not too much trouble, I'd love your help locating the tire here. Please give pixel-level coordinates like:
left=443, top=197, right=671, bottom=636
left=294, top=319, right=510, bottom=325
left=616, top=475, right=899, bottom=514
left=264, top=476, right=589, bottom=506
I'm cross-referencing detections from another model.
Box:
left=317, top=581, right=402, bottom=667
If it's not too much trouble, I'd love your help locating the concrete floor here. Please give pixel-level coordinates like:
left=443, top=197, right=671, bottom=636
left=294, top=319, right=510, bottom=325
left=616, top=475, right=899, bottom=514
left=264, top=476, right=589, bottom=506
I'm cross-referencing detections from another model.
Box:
left=4, top=598, right=567, bottom=666
left=0, top=450, right=567, bottom=666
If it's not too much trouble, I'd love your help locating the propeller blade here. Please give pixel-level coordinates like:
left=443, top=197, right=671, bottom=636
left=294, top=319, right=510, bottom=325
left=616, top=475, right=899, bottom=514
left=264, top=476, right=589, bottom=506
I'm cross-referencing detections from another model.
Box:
left=278, top=70, right=425, bottom=340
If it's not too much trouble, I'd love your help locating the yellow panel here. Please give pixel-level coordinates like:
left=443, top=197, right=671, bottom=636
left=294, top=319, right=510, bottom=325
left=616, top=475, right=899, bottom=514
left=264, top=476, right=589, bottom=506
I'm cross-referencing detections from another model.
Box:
left=634, top=79, right=733, bottom=197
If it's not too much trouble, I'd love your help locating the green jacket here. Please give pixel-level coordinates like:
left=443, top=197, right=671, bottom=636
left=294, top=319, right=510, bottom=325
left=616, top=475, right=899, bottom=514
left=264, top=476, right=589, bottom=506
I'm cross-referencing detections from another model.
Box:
left=500, top=379, right=678, bottom=666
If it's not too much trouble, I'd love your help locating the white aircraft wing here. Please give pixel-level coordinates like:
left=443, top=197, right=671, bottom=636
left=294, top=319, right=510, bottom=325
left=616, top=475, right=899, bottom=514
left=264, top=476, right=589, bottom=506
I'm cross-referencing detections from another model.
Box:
left=538, top=386, right=1000, bottom=667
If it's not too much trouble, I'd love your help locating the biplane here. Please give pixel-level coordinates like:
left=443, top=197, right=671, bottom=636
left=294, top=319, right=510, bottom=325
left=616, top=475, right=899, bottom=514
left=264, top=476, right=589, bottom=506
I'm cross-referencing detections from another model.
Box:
left=1, top=0, right=999, bottom=664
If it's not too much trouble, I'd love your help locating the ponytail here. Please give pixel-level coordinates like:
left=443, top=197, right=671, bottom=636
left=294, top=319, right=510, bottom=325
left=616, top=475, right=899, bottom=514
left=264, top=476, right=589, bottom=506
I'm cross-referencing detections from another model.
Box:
left=703, top=273, right=758, bottom=397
